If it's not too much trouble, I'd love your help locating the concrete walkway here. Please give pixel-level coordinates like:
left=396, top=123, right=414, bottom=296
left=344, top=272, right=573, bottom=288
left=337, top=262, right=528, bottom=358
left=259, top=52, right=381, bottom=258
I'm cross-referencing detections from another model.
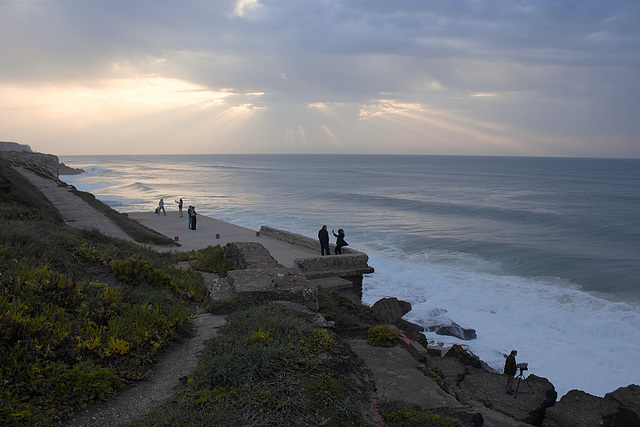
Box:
left=19, top=168, right=134, bottom=241
left=127, top=211, right=320, bottom=268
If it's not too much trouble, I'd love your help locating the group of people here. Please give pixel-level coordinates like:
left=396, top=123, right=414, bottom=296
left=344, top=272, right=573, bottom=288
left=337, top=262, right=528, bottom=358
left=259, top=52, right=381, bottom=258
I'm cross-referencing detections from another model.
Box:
left=317, top=225, right=348, bottom=256
left=156, top=198, right=197, bottom=230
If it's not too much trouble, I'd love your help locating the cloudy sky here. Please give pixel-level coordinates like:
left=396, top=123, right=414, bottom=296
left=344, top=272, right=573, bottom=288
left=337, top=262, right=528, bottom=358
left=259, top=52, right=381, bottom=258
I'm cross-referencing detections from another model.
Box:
left=1, top=0, right=639, bottom=157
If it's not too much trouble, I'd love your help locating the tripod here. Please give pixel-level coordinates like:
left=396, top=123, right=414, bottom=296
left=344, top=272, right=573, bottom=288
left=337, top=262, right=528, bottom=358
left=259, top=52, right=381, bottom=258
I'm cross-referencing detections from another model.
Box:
left=514, top=367, right=535, bottom=399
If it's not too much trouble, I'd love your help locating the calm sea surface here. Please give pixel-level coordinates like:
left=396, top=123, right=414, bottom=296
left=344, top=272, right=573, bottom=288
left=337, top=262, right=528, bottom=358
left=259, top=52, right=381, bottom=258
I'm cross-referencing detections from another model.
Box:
left=61, top=154, right=640, bottom=398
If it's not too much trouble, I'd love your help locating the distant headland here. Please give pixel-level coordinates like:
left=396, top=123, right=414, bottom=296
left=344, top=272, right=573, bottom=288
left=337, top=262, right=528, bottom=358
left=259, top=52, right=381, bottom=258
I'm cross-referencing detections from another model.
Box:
left=0, top=141, right=84, bottom=175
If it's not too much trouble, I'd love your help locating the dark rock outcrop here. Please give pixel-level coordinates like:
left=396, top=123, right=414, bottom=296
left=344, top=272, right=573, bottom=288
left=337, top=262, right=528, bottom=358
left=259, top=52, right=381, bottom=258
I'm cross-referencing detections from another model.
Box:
left=371, top=297, right=412, bottom=323
left=541, top=390, right=618, bottom=427
left=444, top=344, right=485, bottom=370
left=605, top=384, right=640, bottom=426
left=431, top=345, right=556, bottom=426
left=458, top=372, right=556, bottom=426
left=424, top=316, right=477, bottom=340
left=541, top=384, right=640, bottom=427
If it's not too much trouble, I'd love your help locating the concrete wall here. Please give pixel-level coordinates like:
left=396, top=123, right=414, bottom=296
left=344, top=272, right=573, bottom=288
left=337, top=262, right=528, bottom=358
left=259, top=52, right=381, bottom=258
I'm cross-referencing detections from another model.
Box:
left=259, top=225, right=359, bottom=255
left=294, top=254, right=374, bottom=279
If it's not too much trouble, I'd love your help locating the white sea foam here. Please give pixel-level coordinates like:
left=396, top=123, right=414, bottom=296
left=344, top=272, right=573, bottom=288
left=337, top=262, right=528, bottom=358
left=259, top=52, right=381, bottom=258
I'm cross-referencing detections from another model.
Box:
left=362, top=250, right=640, bottom=398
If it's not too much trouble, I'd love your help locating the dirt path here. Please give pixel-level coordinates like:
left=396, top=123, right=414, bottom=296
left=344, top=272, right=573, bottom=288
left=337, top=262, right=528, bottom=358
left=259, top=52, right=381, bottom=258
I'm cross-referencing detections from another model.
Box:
left=64, top=314, right=226, bottom=427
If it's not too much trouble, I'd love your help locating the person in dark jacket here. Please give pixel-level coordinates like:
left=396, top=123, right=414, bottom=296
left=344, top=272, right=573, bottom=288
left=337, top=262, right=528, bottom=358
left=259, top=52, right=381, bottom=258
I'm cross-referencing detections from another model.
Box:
left=504, top=350, right=517, bottom=394
left=332, top=228, right=348, bottom=254
left=318, top=225, right=330, bottom=256
left=190, top=206, right=197, bottom=230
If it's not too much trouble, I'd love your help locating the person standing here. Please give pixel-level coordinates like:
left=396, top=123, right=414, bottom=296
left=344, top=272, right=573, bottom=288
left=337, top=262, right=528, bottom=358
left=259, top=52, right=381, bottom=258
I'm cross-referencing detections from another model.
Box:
left=318, top=225, right=330, bottom=256
left=175, top=198, right=183, bottom=217
left=158, top=198, right=166, bottom=216
left=332, top=228, right=348, bottom=254
left=187, top=206, right=193, bottom=229
left=190, top=206, right=197, bottom=230
left=504, top=350, right=518, bottom=394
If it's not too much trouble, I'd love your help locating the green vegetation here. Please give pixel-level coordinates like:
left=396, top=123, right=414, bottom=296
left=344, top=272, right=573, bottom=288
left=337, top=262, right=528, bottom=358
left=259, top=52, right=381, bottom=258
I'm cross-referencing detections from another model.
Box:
left=0, top=159, right=206, bottom=425
left=206, top=295, right=255, bottom=314
left=379, top=401, right=463, bottom=426
left=367, top=325, right=399, bottom=347
left=318, top=289, right=379, bottom=332
left=177, top=244, right=234, bottom=277
left=132, top=304, right=373, bottom=426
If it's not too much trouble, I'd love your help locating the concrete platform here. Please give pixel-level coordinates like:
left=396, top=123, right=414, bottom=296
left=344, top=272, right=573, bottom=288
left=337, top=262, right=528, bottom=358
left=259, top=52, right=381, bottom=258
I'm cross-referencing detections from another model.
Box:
left=128, top=212, right=320, bottom=268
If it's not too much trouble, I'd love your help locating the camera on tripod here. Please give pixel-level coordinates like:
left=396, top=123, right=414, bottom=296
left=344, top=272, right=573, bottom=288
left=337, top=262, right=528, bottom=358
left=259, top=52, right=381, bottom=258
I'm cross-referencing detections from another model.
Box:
left=516, top=363, right=528, bottom=374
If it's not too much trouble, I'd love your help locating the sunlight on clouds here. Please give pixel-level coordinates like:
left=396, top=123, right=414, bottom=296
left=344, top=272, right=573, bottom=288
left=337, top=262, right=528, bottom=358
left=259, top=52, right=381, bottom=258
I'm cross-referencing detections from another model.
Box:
left=357, top=99, right=523, bottom=153
left=285, top=125, right=308, bottom=150
left=321, top=124, right=341, bottom=148
left=0, top=77, right=267, bottom=153
left=233, top=0, right=261, bottom=17
left=1, top=77, right=232, bottom=124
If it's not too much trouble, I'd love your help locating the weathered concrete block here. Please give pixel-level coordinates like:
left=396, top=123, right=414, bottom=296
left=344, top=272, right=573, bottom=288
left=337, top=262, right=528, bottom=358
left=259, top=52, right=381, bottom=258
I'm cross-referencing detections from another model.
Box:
left=294, top=254, right=374, bottom=279
left=229, top=268, right=318, bottom=310
left=223, top=241, right=280, bottom=269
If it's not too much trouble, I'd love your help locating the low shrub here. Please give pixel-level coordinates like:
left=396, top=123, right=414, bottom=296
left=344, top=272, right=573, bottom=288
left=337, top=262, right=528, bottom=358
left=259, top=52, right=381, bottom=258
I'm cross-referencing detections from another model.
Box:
left=367, top=325, right=398, bottom=347
left=189, top=245, right=234, bottom=277
left=206, top=295, right=255, bottom=314
left=318, top=289, right=378, bottom=332
left=379, top=400, right=463, bottom=426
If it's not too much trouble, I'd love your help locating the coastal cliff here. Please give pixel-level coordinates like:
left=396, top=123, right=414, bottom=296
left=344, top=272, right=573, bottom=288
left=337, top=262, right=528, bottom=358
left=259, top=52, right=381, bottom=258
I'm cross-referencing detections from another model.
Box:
left=0, top=141, right=84, bottom=175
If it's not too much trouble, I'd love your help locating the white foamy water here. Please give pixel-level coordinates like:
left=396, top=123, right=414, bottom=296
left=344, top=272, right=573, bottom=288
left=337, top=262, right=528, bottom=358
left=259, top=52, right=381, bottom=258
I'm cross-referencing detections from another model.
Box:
left=61, top=154, right=640, bottom=399
left=362, top=250, right=640, bottom=398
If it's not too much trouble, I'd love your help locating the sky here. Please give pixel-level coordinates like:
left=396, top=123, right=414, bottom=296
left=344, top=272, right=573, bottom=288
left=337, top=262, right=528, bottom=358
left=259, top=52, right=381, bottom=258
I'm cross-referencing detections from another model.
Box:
left=1, top=0, right=639, bottom=157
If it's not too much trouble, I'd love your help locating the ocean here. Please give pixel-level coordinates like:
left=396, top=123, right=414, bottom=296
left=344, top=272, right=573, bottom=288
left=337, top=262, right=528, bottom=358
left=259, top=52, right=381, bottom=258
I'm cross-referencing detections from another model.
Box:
left=60, top=154, right=640, bottom=398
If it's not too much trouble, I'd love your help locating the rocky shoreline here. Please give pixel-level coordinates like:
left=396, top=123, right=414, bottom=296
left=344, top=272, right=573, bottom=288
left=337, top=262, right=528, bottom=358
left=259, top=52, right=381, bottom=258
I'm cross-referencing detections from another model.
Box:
left=375, top=297, right=640, bottom=426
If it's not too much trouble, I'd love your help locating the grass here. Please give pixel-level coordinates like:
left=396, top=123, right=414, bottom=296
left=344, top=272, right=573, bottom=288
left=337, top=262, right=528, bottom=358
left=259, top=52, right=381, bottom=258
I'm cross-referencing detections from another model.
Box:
left=131, top=304, right=375, bottom=426
left=0, top=158, right=205, bottom=425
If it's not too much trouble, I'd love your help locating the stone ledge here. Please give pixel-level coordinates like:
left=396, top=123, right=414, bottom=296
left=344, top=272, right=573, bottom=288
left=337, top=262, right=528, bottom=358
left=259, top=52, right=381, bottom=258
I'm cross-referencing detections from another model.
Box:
left=260, top=225, right=360, bottom=255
